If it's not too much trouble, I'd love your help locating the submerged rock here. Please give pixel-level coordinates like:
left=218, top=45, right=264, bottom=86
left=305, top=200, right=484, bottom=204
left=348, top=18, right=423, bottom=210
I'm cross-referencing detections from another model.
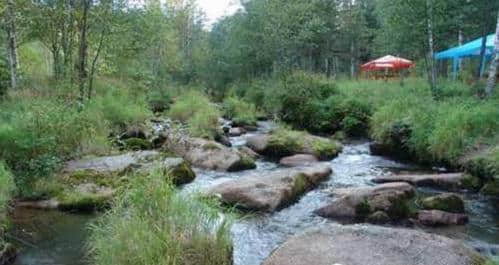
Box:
left=279, top=154, right=319, bottom=167
left=315, top=182, right=415, bottom=222
left=262, top=224, right=484, bottom=265
left=418, top=210, right=468, bottom=226
left=166, top=136, right=255, bottom=171
left=208, top=164, right=332, bottom=212
left=422, top=193, right=465, bottom=213
left=246, top=131, right=342, bottom=160
left=373, top=173, right=481, bottom=191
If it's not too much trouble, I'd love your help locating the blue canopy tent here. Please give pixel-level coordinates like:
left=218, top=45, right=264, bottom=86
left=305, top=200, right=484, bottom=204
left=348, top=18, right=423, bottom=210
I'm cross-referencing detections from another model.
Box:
left=435, top=34, right=495, bottom=79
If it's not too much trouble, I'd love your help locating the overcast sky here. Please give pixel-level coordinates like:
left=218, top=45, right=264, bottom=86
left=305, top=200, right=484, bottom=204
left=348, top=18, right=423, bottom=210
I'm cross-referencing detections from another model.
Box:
left=197, top=0, right=241, bottom=27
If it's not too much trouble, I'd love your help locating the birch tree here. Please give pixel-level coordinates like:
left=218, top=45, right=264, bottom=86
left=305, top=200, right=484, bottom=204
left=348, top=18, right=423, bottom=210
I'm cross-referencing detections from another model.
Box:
left=3, top=0, right=19, bottom=89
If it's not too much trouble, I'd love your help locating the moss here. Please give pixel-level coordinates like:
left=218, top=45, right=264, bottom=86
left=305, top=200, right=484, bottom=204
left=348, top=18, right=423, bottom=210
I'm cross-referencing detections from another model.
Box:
left=461, top=174, right=483, bottom=191
left=355, top=200, right=372, bottom=219
left=422, top=194, right=464, bottom=213
left=57, top=191, right=112, bottom=212
left=124, top=138, right=152, bottom=151
left=291, top=174, right=309, bottom=197
left=169, top=162, right=196, bottom=185
left=312, top=139, right=342, bottom=160
left=480, top=180, right=499, bottom=196
left=202, top=143, right=222, bottom=151
left=227, top=155, right=256, bottom=172
left=386, top=196, right=410, bottom=220
left=66, top=170, right=119, bottom=188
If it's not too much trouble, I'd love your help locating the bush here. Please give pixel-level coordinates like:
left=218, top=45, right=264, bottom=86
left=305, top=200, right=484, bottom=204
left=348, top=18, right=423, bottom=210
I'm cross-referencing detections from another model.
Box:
left=168, top=91, right=221, bottom=139
left=222, top=97, right=259, bottom=126
left=0, top=162, right=15, bottom=240
left=88, top=169, right=233, bottom=265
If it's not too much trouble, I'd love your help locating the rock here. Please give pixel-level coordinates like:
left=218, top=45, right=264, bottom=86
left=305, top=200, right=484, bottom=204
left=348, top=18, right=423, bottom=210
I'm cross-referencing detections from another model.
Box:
left=280, top=154, right=318, bottom=167
left=229, top=127, right=246, bottom=137
left=120, top=127, right=147, bottom=140
left=124, top=138, right=152, bottom=150
left=215, top=133, right=232, bottom=147
left=481, top=179, right=499, bottom=196
left=65, top=151, right=161, bottom=175
left=315, top=182, right=415, bottom=222
left=222, top=126, right=231, bottom=134
left=17, top=199, right=60, bottom=210
left=151, top=133, right=167, bottom=148
left=238, top=146, right=260, bottom=160
left=0, top=242, right=16, bottom=265
left=165, top=136, right=255, bottom=172
left=262, top=224, right=484, bottom=265
left=422, top=193, right=465, bottom=213
left=208, top=164, right=332, bottom=212
left=140, top=158, right=196, bottom=185
left=243, top=125, right=258, bottom=132
left=246, top=130, right=342, bottom=160
left=373, top=173, right=481, bottom=191
left=418, top=210, right=468, bottom=226
left=366, top=211, right=390, bottom=224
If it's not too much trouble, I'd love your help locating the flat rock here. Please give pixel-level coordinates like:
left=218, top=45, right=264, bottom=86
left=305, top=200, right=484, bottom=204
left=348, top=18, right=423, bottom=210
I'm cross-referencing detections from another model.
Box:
left=418, top=210, right=469, bottom=226
left=64, top=151, right=160, bottom=175
left=208, top=164, right=332, bottom=212
left=165, top=135, right=255, bottom=172
left=280, top=154, right=318, bottom=167
left=263, top=224, right=484, bottom=265
left=315, top=182, right=415, bottom=221
left=373, top=173, right=478, bottom=191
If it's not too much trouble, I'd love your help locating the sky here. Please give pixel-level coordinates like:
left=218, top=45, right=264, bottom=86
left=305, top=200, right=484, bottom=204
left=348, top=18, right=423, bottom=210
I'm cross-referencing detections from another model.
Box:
left=197, top=0, right=242, bottom=28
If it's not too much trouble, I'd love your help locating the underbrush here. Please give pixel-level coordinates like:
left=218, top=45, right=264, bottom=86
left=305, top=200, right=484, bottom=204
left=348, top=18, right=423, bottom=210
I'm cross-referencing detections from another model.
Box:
left=222, top=97, right=260, bottom=126
left=168, top=90, right=221, bottom=139
left=88, top=169, right=233, bottom=265
left=0, top=162, right=15, bottom=248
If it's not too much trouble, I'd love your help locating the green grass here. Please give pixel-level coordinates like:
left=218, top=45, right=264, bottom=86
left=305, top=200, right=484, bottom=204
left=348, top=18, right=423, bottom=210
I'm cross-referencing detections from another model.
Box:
left=0, top=162, right=14, bottom=248
left=168, top=90, right=221, bottom=139
left=87, top=169, right=233, bottom=265
left=222, top=96, right=259, bottom=126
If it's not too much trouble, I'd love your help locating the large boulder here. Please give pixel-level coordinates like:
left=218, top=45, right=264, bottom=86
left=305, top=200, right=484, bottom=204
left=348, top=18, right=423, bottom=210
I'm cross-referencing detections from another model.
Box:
left=280, top=154, right=319, bottom=167
left=208, top=164, right=332, bottom=212
left=246, top=130, right=342, bottom=160
left=165, top=135, right=255, bottom=172
left=422, top=193, right=465, bottom=213
left=315, top=182, right=415, bottom=222
left=373, top=173, right=482, bottom=191
left=418, top=210, right=469, bottom=226
left=262, top=224, right=485, bottom=265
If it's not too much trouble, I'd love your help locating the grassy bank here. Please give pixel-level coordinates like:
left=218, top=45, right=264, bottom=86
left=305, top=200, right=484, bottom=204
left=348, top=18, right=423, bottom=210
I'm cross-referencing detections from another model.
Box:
left=231, top=72, right=499, bottom=182
left=88, top=169, right=233, bottom=265
left=0, top=162, right=15, bottom=259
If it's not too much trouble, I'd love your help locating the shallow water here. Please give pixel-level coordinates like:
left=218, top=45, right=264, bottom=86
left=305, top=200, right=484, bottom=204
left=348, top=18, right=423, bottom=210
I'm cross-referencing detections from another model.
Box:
left=9, top=121, right=499, bottom=265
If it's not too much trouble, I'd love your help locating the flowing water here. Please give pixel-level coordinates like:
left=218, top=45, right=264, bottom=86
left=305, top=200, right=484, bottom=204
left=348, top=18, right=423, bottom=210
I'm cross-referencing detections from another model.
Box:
left=9, top=121, right=499, bottom=265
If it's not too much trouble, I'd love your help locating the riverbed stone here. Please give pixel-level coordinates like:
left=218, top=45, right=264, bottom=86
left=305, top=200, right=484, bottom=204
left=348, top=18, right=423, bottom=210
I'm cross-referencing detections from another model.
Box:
left=417, top=210, right=469, bottom=226
left=246, top=130, right=342, bottom=160
left=422, top=193, right=465, bottom=213
left=373, top=173, right=481, bottom=191
left=315, top=182, right=415, bottom=222
left=229, top=127, right=246, bottom=137
left=165, top=136, right=255, bottom=171
left=262, top=224, right=485, bottom=265
left=279, top=154, right=319, bottom=167
left=208, top=164, right=332, bottom=212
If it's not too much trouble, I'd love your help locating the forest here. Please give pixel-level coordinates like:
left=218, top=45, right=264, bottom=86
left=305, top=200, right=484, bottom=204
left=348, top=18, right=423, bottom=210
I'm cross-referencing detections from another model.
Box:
left=0, top=0, right=498, bottom=265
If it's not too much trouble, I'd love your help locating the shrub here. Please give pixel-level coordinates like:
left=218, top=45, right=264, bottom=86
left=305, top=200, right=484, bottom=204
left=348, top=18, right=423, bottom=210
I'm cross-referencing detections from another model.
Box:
left=0, top=162, right=15, bottom=239
left=222, top=97, right=259, bottom=126
left=88, top=169, right=233, bottom=265
left=168, top=91, right=221, bottom=139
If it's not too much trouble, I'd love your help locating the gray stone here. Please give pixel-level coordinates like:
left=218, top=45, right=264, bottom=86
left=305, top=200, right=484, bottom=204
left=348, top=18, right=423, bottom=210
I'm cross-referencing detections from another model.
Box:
left=418, top=210, right=469, bottom=226
left=229, top=127, right=246, bottom=137
left=280, top=154, right=319, bottom=167
left=263, top=224, right=484, bottom=265
left=373, top=173, right=478, bottom=191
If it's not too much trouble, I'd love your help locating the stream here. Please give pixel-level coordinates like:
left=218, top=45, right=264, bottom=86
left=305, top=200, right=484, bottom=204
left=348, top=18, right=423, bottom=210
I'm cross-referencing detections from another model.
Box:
left=9, top=121, right=499, bottom=265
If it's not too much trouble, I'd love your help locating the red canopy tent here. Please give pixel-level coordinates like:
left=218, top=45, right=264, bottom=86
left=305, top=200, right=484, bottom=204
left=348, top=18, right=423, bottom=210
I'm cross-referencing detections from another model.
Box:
left=361, top=55, right=414, bottom=71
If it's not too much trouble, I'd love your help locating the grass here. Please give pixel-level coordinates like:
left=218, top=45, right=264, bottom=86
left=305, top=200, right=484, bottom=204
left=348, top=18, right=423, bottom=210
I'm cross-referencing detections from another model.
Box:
left=0, top=162, right=14, bottom=250
left=222, top=96, right=260, bottom=126
left=87, top=169, right=233, bottom=265
left=168, top=90, right=221, bottom=139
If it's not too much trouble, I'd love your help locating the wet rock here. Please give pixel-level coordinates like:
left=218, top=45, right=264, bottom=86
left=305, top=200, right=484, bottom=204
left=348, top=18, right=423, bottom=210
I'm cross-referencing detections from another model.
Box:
left=418, top=210, right=468, bottom=226
left=120, top=127, right=147, bottom=140
left=422, top=193, right=465, bottom=213
left=65, top=151, right=161, bottom=175
left=481, top=179, right=499, bottom=196
left=0, top=242, right=16, bottom=265
left=280, top=154, right=319, bottom=167
left=243, top=125, right=258, bottom=132
left=366, top=211, right=390, bottom=224
left=373, top=173, right=481, bottom=191
left=222, top=126, right=231, bottom=134
left=262, top=224, right=484, bottom=265
left=208, top=164, right=332, bottom=212
left=238, top=146, right=260, bottom=160
left=315, top=182, right=415, bottom=222
left=246, top=131, right=342, bottom=160
left=151, top=133, right=167, bottom=149
left=214, top=133, right=232, bottom=147
left=229, top=127, right=246, bottom=137
left=165, top=136, right=255, bottom=172
left=140, top=158, right=196, bottom=185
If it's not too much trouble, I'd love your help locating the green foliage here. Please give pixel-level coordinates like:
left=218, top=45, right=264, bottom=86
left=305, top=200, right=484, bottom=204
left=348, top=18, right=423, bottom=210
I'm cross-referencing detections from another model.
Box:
left=222, top=97, right=259, bottom=126
left=168, top=91, right=221, bottom=139
left=88, top=169, right=233, bottom=265
left=0, top=162, right=15, bottom=228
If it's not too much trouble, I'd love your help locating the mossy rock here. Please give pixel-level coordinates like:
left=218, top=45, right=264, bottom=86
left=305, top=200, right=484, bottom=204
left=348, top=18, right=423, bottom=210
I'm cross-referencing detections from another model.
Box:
left=461, top=174, right=483, bottom=191
left=163, top=158, right=196, bottom=185
left=422, top=193, right=465, bottom=213
left=124, top=138, right=153, bottom=150
left=386, top=196, right=411, bottom=220
left=311, top=138, right=342, bottom=160
left=355, top=200, right=372, bottom=219
left=480, top=179, right=499, bottom=196
left=227, top=155, right=256, bottom=172
left=366, top=211, right=390, bottom=224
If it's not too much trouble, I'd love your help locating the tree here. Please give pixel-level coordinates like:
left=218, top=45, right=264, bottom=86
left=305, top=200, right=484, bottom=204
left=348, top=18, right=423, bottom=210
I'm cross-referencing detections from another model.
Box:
left=485, top=10, right=499, bottom=97
left=2, top=0, right=19, bottom=89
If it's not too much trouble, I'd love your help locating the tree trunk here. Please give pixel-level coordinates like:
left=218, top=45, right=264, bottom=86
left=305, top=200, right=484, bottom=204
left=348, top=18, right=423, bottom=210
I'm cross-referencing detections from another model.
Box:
left=88, top=30, right=106, bottom=100
left=350, top=41, right=355, bottom=79
left=458, top=29, right=463, bottom=71
left=77, top=0, right=90, bottom=102
left=5, top=0, right=18, bottom=89
left=426, top=0, right=437, bottom=95
left=485, top=10, right=499, bottom=97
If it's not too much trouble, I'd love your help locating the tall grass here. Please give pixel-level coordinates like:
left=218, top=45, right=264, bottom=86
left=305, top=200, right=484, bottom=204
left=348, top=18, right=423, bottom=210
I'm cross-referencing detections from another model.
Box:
left=88, top=169, right=233, bottom=265
left=0, top=162, right=15, bottom=245
left=222, top=96, right=259, bottom=126
left=168, top=90, right=221, bottom=139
